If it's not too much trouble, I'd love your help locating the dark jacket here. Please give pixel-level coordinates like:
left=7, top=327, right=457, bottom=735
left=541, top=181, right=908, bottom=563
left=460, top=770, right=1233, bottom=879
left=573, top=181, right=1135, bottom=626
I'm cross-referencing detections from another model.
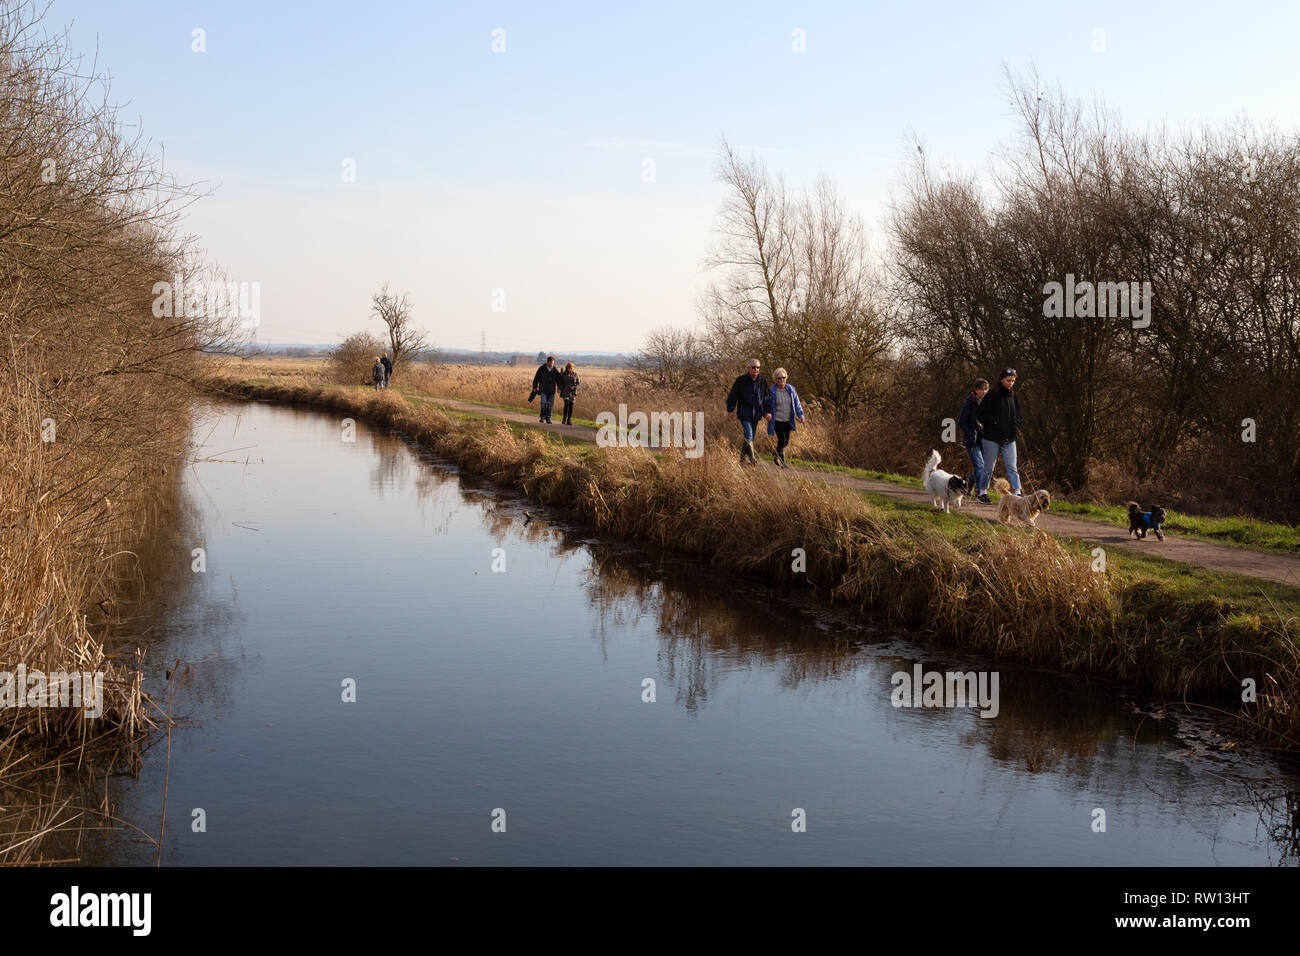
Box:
left=958, top=392, right=983, bottom=448
left=558, top=371, right=579, bottom=400
left=726, top=372, right=771, bottom=421
left=380, top=356, right=392, bottom=376
left=977, top=383, right=1021, bottom=443
left=532, top=363, right=563, bottom=396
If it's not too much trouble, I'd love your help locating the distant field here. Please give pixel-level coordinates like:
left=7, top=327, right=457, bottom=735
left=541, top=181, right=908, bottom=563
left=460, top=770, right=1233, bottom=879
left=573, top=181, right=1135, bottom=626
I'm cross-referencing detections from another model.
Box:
left=207, top=354, right=328, bottom=380
left=211, top=354, right=630, bottom=383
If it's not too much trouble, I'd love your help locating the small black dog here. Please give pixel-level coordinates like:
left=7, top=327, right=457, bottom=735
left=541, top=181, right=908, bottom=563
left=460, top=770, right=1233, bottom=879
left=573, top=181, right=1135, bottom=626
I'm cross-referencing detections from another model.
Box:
left=1126, top=502, right=1166, bottom=541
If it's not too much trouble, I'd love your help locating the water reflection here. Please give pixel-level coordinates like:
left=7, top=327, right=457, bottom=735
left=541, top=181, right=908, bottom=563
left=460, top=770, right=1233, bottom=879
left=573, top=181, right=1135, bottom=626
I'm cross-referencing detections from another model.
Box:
left=418, top=443, right=1300, bottom=863
left=8, top=399, right=1299, bottom=865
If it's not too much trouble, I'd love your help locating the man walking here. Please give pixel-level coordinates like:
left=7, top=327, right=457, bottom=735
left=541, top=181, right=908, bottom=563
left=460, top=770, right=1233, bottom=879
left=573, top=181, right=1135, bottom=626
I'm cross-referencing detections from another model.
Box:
left=531, top=355, right=563, bottom=424
left=380, top=353, right=392, bottom=389
left=976, top=368, right=1022, bottom=503
left=725, top=358, right=771, bottom=465
left=958, top=378, right=988, bottom=499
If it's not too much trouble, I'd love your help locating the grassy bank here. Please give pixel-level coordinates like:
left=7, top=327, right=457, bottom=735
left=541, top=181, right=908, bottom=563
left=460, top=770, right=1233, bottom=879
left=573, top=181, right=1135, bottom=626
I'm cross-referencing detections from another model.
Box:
left=210, top=377, right=1300, bottom=756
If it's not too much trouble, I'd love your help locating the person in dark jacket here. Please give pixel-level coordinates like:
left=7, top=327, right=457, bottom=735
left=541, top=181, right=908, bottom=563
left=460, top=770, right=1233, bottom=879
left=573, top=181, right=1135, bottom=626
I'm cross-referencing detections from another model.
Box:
left=531, top=356, right=563, bottom=424
left=380, top=354, right=392, bottom=388
left=725, top=358, right=771, bottom=464
left=976, top=368, right=1022, bottom=502
left=958, top=378, right=989, bottom=500
left=558, top=362, right=580, bottom=425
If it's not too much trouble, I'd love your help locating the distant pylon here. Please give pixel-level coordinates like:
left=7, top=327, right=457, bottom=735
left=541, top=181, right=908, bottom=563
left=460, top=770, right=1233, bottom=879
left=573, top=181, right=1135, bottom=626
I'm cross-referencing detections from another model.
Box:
left=480, top=330, right=486, bottom=353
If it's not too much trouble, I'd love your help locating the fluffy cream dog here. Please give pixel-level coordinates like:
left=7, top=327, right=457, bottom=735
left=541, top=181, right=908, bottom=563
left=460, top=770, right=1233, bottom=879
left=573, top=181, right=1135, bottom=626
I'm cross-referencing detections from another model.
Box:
left=992, top=477, right=1051, bottom=526
left=922, top=449, right=969, bottom=513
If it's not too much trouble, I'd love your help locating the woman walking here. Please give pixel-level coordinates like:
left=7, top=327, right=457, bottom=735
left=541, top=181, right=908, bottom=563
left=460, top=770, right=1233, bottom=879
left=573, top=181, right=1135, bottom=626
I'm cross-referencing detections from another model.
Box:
left=976, top=368, right=1022, bottom=503
left=958, top=378, right=989, bottom=497
left=558, top=361, right=580, bottom=425
left=764, top=368, right=805, bottom=468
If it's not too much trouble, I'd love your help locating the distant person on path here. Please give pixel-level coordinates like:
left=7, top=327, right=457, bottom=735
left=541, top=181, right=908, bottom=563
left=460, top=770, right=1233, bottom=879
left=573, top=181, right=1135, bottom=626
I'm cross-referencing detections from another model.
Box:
left=531, top=355, right=563, bottom=424
left=558, top=361, right=580, bottom=425
left=380, top=354, right=392, bottom=388
left=371, top=356, right=384, bottom=390
left=764, top=368, right=805, bottom=468
left=959, top=378, right=989, bottom=500
left=726, top=358, right=770, bottom=465
left=976, top=368, right=1022, bottom=503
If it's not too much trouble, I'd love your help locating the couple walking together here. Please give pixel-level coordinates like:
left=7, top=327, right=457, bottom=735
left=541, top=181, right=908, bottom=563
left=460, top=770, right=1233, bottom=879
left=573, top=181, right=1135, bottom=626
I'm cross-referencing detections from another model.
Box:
left=725, top=359, right=806, bottom=467
left=958, top=368, right=1022, bottom=503
left=530, top=356, right=580, bottom=425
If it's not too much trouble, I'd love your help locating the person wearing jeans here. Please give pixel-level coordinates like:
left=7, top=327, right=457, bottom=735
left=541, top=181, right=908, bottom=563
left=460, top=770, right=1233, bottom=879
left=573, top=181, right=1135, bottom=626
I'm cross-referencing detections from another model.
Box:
left=976, top=368, right=1022, bottom=502
left=958, top=378, right=989, bottom=500
left=725, top=358, right=770, bottom=464
left=531, top=355, right=563, bottom=424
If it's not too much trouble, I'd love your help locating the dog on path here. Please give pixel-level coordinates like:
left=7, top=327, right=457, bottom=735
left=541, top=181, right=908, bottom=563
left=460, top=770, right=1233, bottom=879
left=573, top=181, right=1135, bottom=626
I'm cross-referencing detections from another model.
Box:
left=1127, top=502, right=1166, bottom=541
left=993, top=477, right=1051, bottom=526
left=922, top=449, right=969, bottom=513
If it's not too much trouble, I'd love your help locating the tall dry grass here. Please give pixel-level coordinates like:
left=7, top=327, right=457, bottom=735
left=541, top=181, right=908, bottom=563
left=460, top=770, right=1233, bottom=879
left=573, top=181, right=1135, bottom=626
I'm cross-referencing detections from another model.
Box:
left=212, top=377, right=1300, bottom=755
left=1, top=2, right=230, bottom=859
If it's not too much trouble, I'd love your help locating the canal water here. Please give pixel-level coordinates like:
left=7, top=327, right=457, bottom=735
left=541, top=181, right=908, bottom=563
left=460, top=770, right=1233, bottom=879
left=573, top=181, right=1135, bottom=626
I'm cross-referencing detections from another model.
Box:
left=68, top=400, right=1300, bottom=864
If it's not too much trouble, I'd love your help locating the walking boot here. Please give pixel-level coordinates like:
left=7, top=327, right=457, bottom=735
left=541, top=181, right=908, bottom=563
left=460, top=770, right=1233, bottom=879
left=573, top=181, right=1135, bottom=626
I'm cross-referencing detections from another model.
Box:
left=745, top=440, right=758, bottom=464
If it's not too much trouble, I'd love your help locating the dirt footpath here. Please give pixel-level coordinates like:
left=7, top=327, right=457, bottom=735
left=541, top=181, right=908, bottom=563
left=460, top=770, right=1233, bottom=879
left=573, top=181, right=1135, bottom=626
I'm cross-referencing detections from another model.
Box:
left=419, top=394, right=1300, bottom=589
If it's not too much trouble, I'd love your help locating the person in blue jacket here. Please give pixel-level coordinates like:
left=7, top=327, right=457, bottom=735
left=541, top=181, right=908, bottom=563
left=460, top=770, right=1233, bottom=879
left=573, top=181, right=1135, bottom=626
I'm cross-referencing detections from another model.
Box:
left=958, top=378, right=989, bottom=499
left=764, top=367, right=805, bottom=468
left=725, top=358, right=771, bottom=464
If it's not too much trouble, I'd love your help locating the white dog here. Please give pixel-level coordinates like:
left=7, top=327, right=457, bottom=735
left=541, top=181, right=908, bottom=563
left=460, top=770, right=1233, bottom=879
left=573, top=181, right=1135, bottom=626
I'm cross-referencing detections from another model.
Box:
left=922, top=449, right=969, bottom=513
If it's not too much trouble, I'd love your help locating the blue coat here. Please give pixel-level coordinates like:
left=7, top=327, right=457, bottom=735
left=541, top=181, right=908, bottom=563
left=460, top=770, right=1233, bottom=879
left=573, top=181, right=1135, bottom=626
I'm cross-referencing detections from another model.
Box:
left=765, top=383, right=805, bottom=435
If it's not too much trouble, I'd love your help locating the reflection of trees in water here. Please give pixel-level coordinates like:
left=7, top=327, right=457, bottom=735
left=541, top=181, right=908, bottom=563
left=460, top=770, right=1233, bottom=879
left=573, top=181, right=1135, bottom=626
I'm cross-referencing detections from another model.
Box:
left=581, top=549, right=861, bottom=714
left=344, top=410, right=1300, bottom=861
left=1261, top=788, right=1300, bottom=865
left=562, top=538, right=1300, bottom=858
left=367, top=430, right=409, bottom=494
left=18, top=403, right=1293, bottom=862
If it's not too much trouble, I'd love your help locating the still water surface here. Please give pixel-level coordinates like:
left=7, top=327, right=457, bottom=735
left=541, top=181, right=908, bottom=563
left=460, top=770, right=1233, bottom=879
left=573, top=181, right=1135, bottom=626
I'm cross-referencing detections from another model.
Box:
left=84, top=401, right=1300, bottom=864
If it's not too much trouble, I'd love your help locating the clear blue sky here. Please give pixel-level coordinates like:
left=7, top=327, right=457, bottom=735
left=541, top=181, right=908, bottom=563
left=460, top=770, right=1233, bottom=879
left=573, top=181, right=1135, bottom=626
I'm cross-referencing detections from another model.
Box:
left=50, top=0, right=1300, bottom=352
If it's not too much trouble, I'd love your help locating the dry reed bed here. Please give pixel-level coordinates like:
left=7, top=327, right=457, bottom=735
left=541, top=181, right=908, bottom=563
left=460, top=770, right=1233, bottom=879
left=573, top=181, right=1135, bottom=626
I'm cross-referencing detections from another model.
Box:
left=210, top=377, right=1300, bottom=754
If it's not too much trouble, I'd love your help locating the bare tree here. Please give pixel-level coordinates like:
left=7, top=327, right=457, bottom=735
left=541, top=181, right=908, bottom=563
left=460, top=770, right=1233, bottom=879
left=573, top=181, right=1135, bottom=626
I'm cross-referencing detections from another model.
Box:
left=703, top=141, right=894, bottom=420
left=370, top=281, right=429, bottom=369
left=701, top=138, right=797, bottom=359
left=629, top=325, right=719, bottom=391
